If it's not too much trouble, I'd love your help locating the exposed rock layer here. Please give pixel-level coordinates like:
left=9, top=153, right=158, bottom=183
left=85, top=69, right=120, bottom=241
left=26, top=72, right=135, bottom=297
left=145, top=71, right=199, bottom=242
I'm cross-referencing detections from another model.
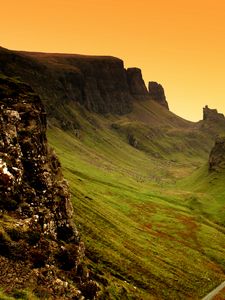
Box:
left=0, top=76, right=97, bottom=299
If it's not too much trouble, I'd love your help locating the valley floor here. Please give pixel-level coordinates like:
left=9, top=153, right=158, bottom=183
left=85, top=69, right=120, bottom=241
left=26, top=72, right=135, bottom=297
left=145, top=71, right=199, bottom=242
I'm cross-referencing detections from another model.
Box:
left=48, top=124, right=225, bottom=300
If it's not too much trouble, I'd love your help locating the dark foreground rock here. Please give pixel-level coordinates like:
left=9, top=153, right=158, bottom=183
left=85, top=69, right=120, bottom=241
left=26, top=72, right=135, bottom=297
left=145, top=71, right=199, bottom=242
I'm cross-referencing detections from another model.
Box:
left=0, top=75, right=98, bottom=299
left=209, top=136, right=225, bottom=171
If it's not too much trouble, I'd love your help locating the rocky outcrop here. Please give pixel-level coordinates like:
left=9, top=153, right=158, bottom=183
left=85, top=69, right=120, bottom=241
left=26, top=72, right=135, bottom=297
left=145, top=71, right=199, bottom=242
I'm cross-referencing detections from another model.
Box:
left=0, top=76, right=98, bottom=299
left=148, top=81, right=169, bottom=109
left=126, top=68, right=149, bottom=98
left=203, top=105, right=225, bottom=122
left=209, top=136, right=225, bottom=171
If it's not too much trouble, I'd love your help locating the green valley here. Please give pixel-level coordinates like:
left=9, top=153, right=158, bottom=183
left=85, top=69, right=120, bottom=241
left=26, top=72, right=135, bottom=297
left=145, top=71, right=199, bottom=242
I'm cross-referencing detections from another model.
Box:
left=1, top=47, right=225, bottom=299
left=47, top=100, right=225, bottom=299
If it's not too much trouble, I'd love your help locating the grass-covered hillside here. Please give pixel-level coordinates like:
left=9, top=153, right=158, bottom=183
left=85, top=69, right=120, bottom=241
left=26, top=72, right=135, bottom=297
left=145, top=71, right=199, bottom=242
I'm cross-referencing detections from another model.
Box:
left=1, top=49, right=225, bottom=299
left=47, top=99, right=225, bottom=299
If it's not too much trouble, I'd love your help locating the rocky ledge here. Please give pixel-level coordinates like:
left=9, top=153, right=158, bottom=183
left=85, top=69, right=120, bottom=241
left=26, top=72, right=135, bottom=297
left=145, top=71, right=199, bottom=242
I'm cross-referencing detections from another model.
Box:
left=0, top=75, right=98, bottom=299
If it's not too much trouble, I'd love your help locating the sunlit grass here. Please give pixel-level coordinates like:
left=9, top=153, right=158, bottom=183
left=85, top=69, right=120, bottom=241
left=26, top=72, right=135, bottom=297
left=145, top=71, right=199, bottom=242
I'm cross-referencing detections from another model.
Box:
left=48, top=121, right=225, bottom=299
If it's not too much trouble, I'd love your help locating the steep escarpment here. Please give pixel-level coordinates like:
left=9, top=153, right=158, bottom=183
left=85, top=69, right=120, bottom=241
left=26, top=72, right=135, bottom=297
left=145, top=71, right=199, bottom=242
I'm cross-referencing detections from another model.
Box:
left=0, top=75, right=97, bottom=299
left=0, top=48, right=133, bottom=116
left=41, top=54, right=134, bottom=114
left=209, top=136, right=225, bottom=171
left=0, top=47, right=170, bottom=121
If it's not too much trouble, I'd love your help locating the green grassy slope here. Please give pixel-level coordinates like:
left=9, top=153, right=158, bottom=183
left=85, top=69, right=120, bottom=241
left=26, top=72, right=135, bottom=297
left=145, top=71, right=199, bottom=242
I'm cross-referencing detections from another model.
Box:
left=1, top=69, right=225, bottom=299
left=47, top=102, right=225, bottom=299
left=179, top=164, right=225, bottom=226
left=0, top=289, right=38, bottom=300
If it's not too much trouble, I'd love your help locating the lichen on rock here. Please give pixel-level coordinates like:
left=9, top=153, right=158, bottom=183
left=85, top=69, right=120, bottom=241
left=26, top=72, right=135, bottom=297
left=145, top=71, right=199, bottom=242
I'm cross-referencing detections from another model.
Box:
left=0, top=76, right=98, bottom=299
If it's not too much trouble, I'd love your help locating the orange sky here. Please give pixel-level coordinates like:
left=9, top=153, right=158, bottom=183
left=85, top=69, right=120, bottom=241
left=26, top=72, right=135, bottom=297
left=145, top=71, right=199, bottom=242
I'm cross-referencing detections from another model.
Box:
left=1, top=0, right=225, bottom=121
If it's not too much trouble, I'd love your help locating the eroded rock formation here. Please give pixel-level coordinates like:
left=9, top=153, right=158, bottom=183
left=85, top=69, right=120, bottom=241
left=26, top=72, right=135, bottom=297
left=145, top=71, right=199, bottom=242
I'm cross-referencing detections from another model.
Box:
left=203, top=105, right=225, bottom=122
left=148, top=81, right=169, bottom=109
left=209, top=136, right=225, bottom=171
left=0, top=76, right=98, bottom=299
left=126, top=68, right=149, bottom=98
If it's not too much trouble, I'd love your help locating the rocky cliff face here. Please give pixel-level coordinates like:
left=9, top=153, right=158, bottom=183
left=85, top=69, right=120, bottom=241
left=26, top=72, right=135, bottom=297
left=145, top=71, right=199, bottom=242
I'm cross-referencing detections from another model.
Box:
left=47, top=55, right=133, bottom=114
left=209, top=136, right=225, bottom=171
left=126, top=68, right=149, bottom=98
left=148, top=81, right=169, bottom=109
left=0, top=75, right=97, bottom=299
left=0, top=47, right=169, bottom=121
left=203, top=105, right=225, bottom=122
left=0, top=48, right=134, bottom=115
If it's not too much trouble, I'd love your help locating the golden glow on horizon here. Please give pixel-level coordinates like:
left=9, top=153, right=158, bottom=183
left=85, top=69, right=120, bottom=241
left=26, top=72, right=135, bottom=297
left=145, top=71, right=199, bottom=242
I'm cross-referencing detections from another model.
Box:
left=1, top=0, right=225, bottom=121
